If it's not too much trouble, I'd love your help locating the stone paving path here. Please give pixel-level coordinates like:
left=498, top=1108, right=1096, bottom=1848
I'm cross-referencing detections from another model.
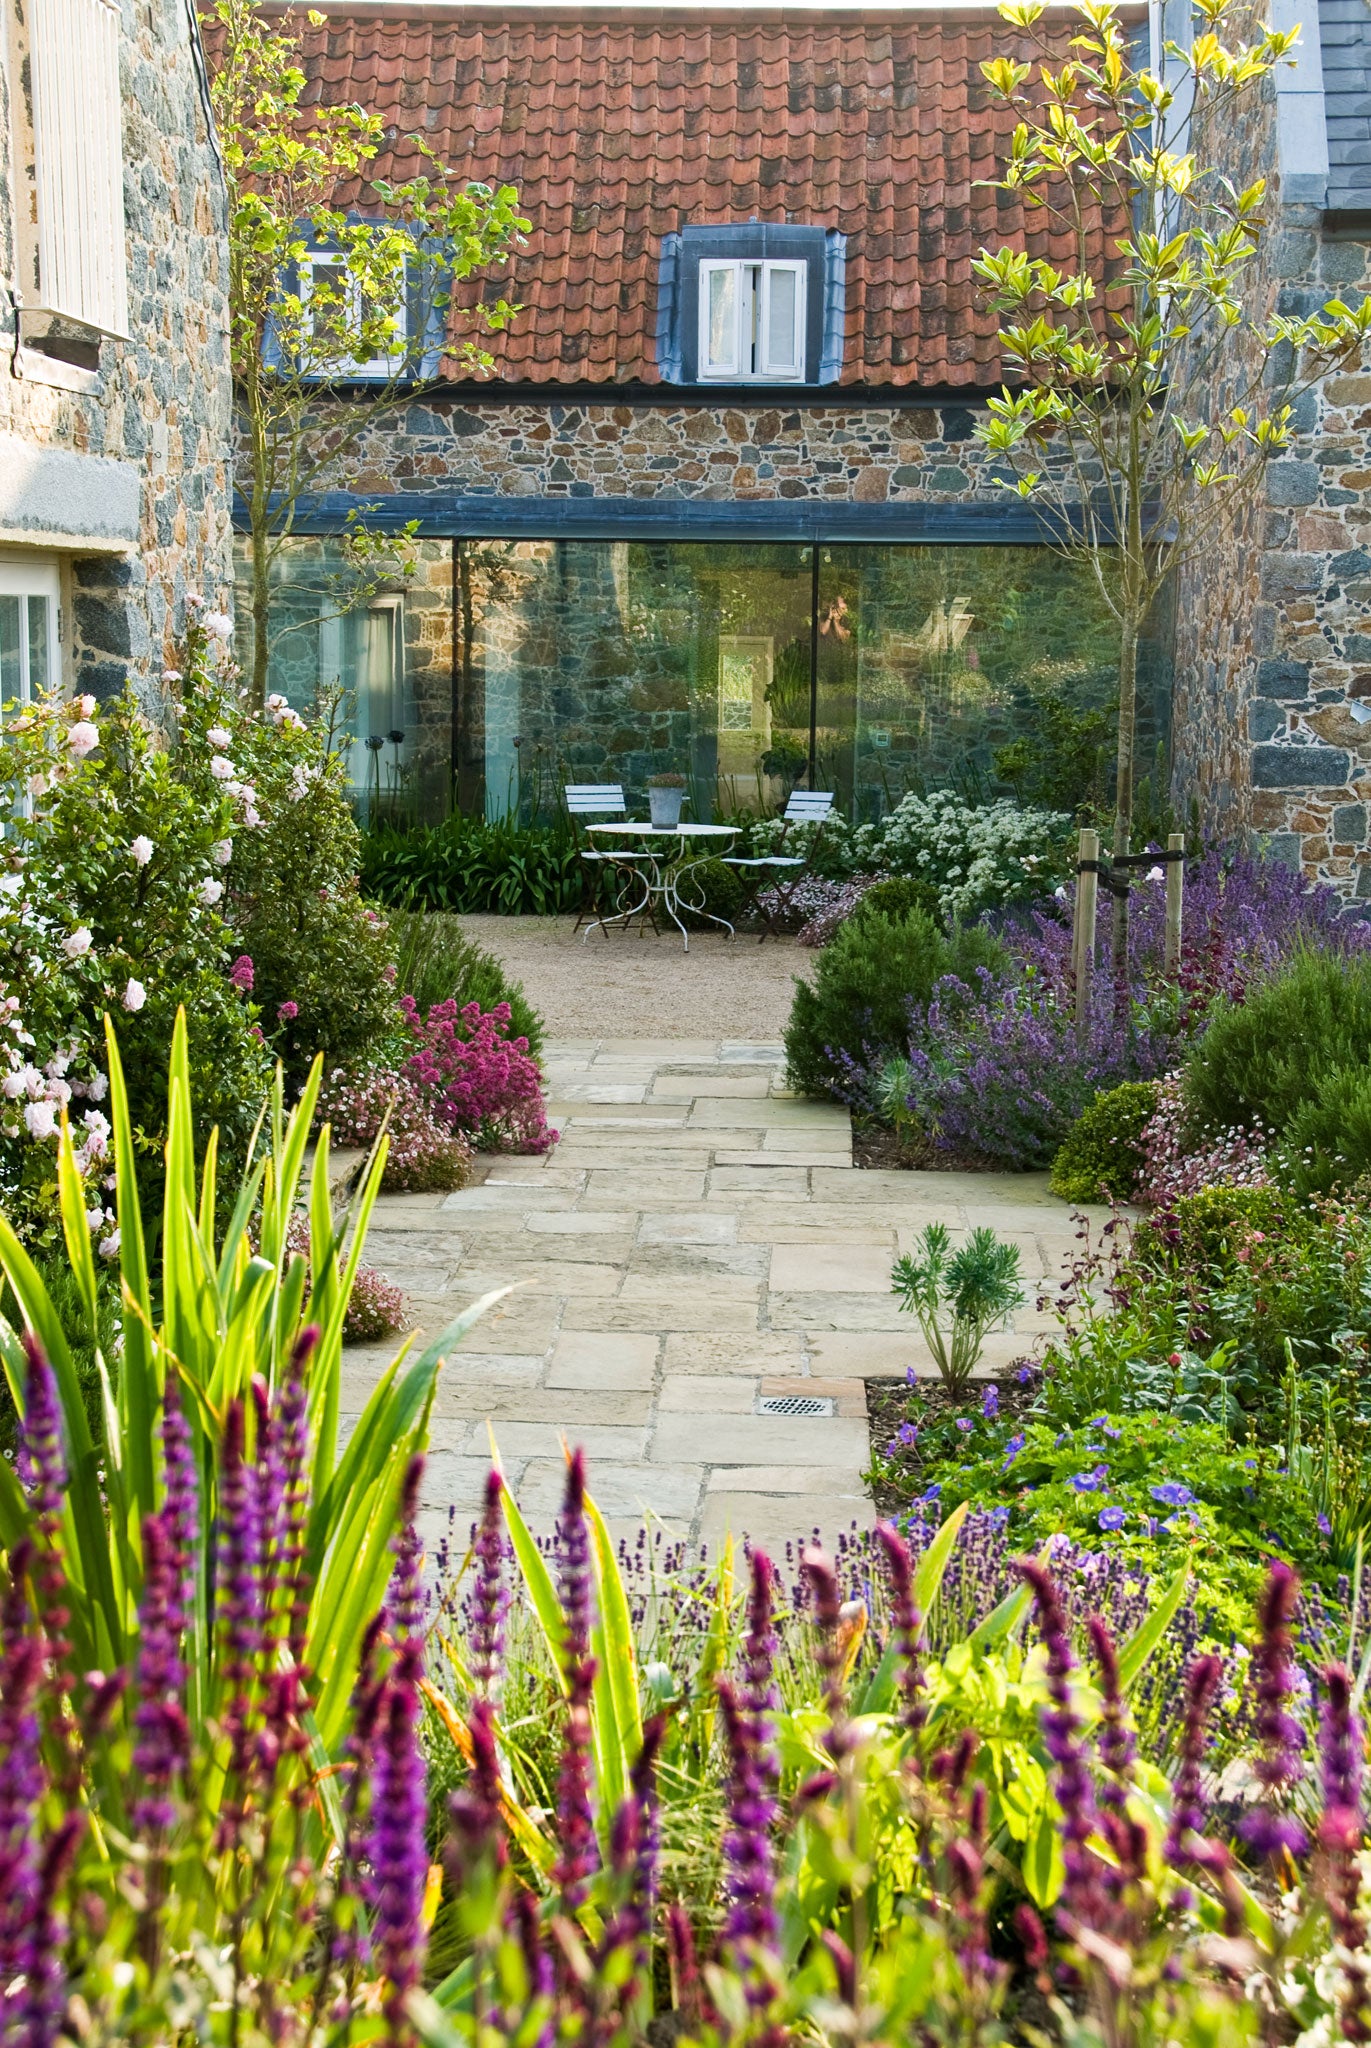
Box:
left=343, top=1039, right=1087, bottom=1552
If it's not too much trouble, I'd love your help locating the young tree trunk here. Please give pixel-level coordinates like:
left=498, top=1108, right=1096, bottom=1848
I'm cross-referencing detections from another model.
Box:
left=1110, top=610, right=1139, bottom=981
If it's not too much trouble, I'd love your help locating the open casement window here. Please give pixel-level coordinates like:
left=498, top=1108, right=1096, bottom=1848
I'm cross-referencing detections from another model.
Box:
left=698, top=259, right=807, bottom=381
left=298, top=252, right=410, bottom=380
left=0, top=561, right=59, bottom=712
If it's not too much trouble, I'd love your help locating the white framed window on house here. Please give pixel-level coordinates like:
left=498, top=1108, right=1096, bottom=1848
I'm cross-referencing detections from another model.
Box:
left=8, top=0, right=129, bottom=338
left=299, top=251, right=409, bottom=379
left=698, top=260, right=807, bottom=381
left=319, top=595, right=413, bottom=816
left=0, top=560, right=60, bottom=711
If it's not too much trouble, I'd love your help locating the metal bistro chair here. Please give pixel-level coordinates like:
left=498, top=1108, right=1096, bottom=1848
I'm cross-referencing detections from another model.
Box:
left=565, top=784, right=660, bottom=937
left=725, top=788, right=835, bottom=943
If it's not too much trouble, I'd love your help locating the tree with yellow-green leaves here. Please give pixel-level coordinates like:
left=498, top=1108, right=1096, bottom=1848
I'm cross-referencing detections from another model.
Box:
left=206, top=0, right=529, bottom=706
left=973, top=0, right=1371, bottom=968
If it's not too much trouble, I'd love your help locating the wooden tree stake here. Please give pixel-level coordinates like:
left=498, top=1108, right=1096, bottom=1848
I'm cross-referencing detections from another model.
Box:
left=1074, top=828, right=1100, bottom=1034
left=1164, top=831, right=1185, bottom=977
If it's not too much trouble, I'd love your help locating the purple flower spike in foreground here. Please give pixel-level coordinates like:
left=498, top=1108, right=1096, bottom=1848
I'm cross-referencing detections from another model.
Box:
left=471, top=1469, right=509, bottom=1696
left=1239, top=1562, right=1309, bottom=1862
left=1018, top=1558, right=1101, bottom=1924
left=552, top=1449, right=599, bottom=1912
left=875, top=1522, right=927, bottom=1739
left=0, top=1550, right=44, bottom=2008
left=16, top=1810, right=84, bottom=2048
left=17, top=1334, right=66, bottom=1528
left=216, top=1399, right=262, bottom=1782
left=718, top=1679, right=780, bottom=1979
left=803, top=1546, right=856, bottom=1757
left=1319, top=1663, right=1371, bottom=2043
left=1166, top=1653, right=1223, bottom=1869
left=133, top=1513, right=191, bottom=1832
left=371, top=1458, right=429, bottom=2041
left=160, top=1388, right=198, bottom=1619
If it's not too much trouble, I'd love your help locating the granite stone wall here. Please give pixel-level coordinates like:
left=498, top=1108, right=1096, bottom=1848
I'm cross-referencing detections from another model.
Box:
left=0, top=0, right=233, bottom=705
left=1171, top=78, right=1371, bottom=905
left=345, top=396, right=1046, bottom=507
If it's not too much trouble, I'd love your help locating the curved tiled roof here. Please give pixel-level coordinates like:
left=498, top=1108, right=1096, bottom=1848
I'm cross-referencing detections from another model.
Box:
left=274, top=5, right=1122, bottom=388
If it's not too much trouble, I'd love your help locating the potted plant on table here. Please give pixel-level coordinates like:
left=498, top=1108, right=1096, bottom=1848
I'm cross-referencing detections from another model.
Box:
left=647, top=771, right=687, bottom=827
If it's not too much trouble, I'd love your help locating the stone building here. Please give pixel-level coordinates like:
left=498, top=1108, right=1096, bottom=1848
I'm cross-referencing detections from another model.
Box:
left=257, top=2, right=1370, bottom=895
left=0, top=0, right=232, bottom=707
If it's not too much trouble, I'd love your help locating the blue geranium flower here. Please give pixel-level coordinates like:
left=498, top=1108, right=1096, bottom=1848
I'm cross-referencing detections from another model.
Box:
left=1318, top=1513, right=1332, bottom=1536
left=1071, top=1464, right=1109, bottom=1493
left=1150, top=1482, right=1196, bottom=1509
left=898, top=1422, right=919, bottom=1447
left=955, top=1416, right=974, bottom=1433
left=1016, top=1364, right=1037, bottom=1384
left=1002, top=1432, right=1026, bottom=1470
left=981, top=1386, right=1000, bottom=1420
left=987, top=1506, right=1011, bottom=1529
left=1098, top=1506, right=1126, bottom=1532
left=1091, top=1416, right=1123, bottom=1439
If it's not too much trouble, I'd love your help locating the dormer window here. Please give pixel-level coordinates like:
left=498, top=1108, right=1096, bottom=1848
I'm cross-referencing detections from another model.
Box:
left=657, top=223, right=846, bottom=386
left=299, top=251, right=409, bottom=379
left=699, top=259, right=806, bottom=381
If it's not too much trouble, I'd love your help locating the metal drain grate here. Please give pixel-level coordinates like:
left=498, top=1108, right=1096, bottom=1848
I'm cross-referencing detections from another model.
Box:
left=758, top=1395, right=835, bottom=1418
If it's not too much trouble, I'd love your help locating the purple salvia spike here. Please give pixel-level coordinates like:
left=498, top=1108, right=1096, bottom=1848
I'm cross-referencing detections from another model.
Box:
left=1239, top=1562, right=1309, bottom=1863
left=1166, top=1653, right=1223, bottom=1870
left=510, top=1885, right=555, bottom=2013
left=552, top=1449, right=599, bottom=1912
left=132, top=1512, right=191, bottom=1833
left=1319, top=1662, right=1371, bottom=2042
left=875, top=1521, right=927, bottom=1742
left=159, top=1385, right=197, bottom=1631
left=448, top=1696, right=506, bottom=1874
left=371, top=1473, right=429, bottom=2041
left=1018, top=1557, right=1103, bottom=1928
left=629, top=1712, right=664, bottom=1930
left=280, top=1328, right=317, bottom=1671
left=252, top=1375, right=285, bottom=1651
left=389, top=1456, right=426, bottom=1646
left=216, top=1397, right=263, bottom=1789
left=17, top=1338, right=71, bottom=1676
left=0, top=1550, right=44, bottom=2024
left=717, top=1678, right=780, bottom=1985
left=326, top=1610, right=389, bottom=1982
left=1085, top=1616, right=1134, bottom=1806
left=471, top=1469, right=509, bottom=1697
left=13, top=1809, right=83, bottom=2048
left=802, top=1546, right=855, bottom=1761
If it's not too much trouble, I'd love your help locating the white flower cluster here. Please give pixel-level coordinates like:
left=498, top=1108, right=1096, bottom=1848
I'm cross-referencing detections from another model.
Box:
left=207, top=725, right=261, bottom=827
left=848, top=791, right=1071, bottom=920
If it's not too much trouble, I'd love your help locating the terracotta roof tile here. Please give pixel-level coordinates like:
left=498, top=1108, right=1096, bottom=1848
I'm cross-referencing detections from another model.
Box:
left=242, top=7, right=1123, bottom=388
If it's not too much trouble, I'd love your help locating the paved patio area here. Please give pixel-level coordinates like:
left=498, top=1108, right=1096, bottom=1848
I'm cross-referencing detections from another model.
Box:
left=343, top=1040, right=1086, bottom=1553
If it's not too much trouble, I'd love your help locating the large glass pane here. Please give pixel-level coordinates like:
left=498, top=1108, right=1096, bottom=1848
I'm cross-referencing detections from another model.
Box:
left=26, top=595, right=50, bottom=696
left=0, top=598, right=20, bottom=710
left=232, top=534, right=453, bottom=824
left=455, top=541, right=812, bottom=819
left=815, top=545, right=1165, bottom=821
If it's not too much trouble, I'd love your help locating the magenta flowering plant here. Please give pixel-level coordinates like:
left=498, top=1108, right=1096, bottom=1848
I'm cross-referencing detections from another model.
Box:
left=401, top=995, right=557, bottom=1154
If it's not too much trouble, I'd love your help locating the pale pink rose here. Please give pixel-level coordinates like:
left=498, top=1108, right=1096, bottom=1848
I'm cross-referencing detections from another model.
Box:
left=198, top=878, right=224, bottom=906
left=67, top=721, right=99, bottom=758
left=203, top=611, right=233, bottom=640
left=210, top=755, right=236, bottom=781
left=23, top=1100, right=57, bottom=1139
left=207, top=727, right=232, bottom=750
left=211, top=838, right=233, bottom=866
left=130, top=836, right=154, bottom=867
left=122, top=979, right=146, bottom=1012
left=62, top=927, right=93, bottom=959
left=98, top=1229, right=121, bottom=1259
left=76, top=694, right=97, bottom=717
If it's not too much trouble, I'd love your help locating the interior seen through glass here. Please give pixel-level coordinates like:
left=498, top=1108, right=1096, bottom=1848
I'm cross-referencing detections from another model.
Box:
left=243, top=537, right=1170, bottom=826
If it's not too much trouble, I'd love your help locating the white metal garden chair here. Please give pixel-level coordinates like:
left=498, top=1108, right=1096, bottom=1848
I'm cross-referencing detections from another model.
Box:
left=724, top=789, right=835, bottom=943
left=565, top=784, right=660, bottom=938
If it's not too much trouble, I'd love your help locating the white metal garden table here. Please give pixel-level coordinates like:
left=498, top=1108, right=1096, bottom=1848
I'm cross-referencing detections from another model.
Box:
left=583, top=820, right=739, bottom=950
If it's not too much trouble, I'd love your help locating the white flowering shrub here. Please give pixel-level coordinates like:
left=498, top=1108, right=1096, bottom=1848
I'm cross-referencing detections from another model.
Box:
left=0, top=605, right=399, bottom=1247
left=848, top=790, right=1072, bottom=921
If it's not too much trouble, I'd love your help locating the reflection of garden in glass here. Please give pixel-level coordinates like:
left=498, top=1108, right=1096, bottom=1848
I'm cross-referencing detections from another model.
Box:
left=455, top=539, right=811, bottom=818
left=232, top=534, right=454, bottom=825
left=253, top=535, right=1172, bottom=825
left=815, top=547, right=1133, bottom=820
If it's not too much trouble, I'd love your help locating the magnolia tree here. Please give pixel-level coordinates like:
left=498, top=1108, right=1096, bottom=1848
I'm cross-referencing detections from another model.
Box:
left=973, top=0, right=1371, bottom=964
left=207, top=0, right=528, bottom=704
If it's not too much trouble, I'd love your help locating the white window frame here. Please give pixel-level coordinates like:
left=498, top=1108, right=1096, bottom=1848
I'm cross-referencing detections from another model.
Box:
left=0, top=558, right=60, bottom=711
left=17, top=0, right=129, bottom=337
left=696, top=258, right=807, bottom=383
left=299, top=251, right=409, bottom=379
